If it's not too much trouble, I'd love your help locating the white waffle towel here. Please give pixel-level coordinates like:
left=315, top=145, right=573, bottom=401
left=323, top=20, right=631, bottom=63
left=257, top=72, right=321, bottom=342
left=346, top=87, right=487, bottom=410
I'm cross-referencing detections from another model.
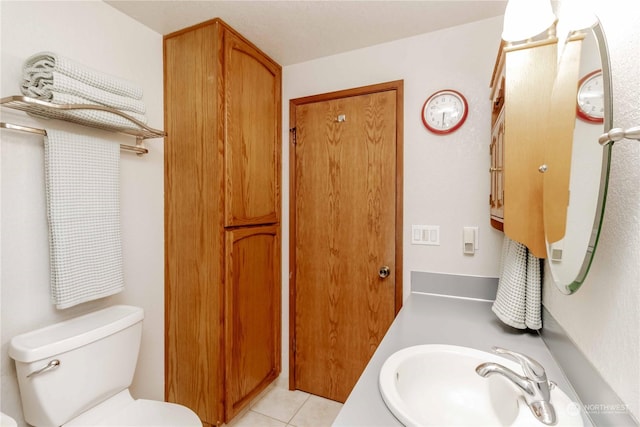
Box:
left=22, top=70, right=146, bottom=114
left=22, top=91, right=147, bottom=132
left=44, top=129, right=124, bottom=309
left=492, top=235, right=542, bottom=330
left=32, top=92, right=147, bottom=127
left=23, top=52, right=143, bottom=99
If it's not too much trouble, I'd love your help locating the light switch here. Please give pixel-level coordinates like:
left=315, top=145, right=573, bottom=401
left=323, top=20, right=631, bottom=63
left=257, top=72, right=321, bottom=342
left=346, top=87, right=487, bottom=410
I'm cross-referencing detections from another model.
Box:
left=463, top=226, right=478, bottom=254
left=411, top=225, right=440, bottom=245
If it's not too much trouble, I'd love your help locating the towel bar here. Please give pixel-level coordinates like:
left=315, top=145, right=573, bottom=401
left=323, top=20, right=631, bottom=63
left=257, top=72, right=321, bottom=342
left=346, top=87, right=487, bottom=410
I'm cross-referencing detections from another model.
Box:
left=0, top=121, right=149, bottom=155
left=1, top=95, right=166, bottom=155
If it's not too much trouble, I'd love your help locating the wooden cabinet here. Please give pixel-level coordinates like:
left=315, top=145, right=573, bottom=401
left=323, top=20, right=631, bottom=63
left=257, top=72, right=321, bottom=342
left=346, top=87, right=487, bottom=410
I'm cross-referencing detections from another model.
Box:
left=164, top=19, right=281, bottom=426
left=490, top=90, right=505, bottom=229
left=224, top=30, right=281, bottom=227
left=489, top=37, right=557, bottom=258
left=225, top=225, right=280, bottom=419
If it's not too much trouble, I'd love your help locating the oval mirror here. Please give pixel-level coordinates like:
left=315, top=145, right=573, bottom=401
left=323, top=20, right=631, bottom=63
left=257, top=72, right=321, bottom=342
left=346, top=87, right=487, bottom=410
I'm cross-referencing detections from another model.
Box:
left=543, top=20, right=612, bottom=294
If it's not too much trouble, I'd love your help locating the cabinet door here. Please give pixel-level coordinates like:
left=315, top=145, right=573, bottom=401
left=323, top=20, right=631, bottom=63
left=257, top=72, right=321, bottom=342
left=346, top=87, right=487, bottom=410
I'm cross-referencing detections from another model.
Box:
left=503, top=42, right=555, bottom=258
left=225, top=225, right=281, bottom=421
left=223, top=30, right=282, bottom=227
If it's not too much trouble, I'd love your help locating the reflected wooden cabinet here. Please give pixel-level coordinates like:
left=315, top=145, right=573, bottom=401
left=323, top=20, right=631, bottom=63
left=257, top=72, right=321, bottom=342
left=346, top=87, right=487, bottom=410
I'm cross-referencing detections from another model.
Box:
left=489, top=37, right=557, bottom=258
left=164, top=19, right=281, bottom=426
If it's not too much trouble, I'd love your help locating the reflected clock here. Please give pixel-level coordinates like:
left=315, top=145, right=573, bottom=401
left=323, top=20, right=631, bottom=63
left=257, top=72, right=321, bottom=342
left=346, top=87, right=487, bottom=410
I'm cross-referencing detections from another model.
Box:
left=576, top=70, right=604, bottom=123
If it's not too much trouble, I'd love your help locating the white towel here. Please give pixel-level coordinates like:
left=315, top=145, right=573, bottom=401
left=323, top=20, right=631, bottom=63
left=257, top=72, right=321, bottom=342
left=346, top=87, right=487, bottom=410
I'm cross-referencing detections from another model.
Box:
left=32, top=92, right=147, bottom=124
left=44, top=129, right=124, bottom=309
left=23, top=51, right=143, bottom=99
left=26, top=91, right=148, bottom=131
left=22, top=70, right=146, bottom=114
left=492, top=235, right=542, bottom=330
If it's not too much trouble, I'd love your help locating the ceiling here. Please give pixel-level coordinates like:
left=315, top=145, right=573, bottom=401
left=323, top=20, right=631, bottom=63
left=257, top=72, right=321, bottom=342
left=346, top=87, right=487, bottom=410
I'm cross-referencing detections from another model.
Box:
left=105, top=1, right=507, bottom=66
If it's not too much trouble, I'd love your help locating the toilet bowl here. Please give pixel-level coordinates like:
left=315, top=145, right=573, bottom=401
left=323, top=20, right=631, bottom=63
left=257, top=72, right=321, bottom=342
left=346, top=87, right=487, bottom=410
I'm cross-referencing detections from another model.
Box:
left=9, top=305, right=201, bottom=427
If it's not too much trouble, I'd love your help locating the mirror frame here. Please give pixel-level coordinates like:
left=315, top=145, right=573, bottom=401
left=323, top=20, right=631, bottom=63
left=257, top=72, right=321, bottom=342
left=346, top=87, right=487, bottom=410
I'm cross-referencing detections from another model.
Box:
left=549, top=19, right=613, bottom=294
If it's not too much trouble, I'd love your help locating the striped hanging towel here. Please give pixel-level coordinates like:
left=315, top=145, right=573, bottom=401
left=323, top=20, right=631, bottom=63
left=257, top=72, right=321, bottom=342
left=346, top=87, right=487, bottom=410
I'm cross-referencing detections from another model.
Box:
left=44, top=129, right=124, bottom=309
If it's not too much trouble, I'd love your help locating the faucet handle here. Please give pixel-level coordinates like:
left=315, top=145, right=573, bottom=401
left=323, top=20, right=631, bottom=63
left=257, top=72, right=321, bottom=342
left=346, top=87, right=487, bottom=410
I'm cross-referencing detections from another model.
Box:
left=492, top=347, right=547, bottom=382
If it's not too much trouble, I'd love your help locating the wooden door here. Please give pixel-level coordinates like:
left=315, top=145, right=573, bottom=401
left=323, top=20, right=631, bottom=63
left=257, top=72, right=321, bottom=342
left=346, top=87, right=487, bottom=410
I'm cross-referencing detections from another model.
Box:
left=290, top=82, right=403, bottom=402
left=224, top=29, right=282, bottom=227
left=225, top=225, right=281, bottom=419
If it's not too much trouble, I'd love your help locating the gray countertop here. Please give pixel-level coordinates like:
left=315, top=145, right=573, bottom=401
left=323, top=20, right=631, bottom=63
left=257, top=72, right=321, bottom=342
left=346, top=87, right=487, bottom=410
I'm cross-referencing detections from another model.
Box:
left=333, top=291, right=591, bottom=426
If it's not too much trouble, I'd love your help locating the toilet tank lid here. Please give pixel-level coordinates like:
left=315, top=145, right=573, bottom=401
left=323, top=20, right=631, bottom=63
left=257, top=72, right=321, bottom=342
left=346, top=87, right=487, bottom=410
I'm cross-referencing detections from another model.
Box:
left=9, top=305, right=144, bottom=363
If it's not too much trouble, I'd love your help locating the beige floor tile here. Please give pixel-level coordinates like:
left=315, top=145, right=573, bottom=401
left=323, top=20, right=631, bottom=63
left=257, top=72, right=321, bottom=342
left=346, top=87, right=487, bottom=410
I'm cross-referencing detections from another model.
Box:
left=251, top=386, right=310, bottom=423
left=228, top=410, right=287, bottom=427
left=274, top=375, right=290, bottom=389
left=288, top=395, right=343, bottom=427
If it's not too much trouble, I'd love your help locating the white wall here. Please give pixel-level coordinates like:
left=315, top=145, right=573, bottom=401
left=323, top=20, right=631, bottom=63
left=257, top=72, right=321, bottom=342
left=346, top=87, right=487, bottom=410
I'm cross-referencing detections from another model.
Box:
left=281, top=16, right=505, bottom=377
left=0, top=1, right=164, bottom=425
left=543, top=1, right=640, bottom=421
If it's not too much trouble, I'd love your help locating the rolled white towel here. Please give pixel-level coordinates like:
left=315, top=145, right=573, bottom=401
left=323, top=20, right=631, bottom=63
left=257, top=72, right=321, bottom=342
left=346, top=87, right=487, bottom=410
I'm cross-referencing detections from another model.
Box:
left=23, top=51, right=143, bottom=99
left=26, top=92, right=148, bottom=131
left=22, top=70, right=146, bottom=114
left=34, top=92, right=147, bottom=124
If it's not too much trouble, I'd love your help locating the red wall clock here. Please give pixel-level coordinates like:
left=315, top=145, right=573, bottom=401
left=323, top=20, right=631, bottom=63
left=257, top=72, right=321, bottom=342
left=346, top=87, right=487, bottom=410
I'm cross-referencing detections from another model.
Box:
left=421, top=89, right=468, bottom=134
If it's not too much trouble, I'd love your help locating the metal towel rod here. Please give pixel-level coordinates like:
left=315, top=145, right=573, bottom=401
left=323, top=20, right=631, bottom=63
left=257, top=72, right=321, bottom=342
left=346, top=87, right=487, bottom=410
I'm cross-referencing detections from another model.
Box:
left=598, top=126, right=640, bottom=145
left=0, top=121, right=149, bottom=154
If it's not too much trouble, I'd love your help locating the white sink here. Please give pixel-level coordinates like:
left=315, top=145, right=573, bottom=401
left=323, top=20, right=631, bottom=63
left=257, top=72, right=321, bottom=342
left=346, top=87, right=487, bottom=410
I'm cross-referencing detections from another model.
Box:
left=1, top=412, right=18, bottom=427
left=379, top=345, right=584, bottom=427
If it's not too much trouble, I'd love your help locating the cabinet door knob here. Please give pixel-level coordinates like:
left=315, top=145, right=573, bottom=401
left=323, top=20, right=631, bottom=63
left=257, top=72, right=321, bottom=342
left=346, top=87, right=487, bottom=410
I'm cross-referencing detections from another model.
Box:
left=538, top=164, right=548, bottom=173
left=378, top=266, right=391, bottom=279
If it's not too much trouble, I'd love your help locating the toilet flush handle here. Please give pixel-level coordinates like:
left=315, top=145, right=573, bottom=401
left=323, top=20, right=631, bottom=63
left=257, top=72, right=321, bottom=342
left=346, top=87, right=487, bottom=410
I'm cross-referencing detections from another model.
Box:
left=27, top=359, right=60, bottom=378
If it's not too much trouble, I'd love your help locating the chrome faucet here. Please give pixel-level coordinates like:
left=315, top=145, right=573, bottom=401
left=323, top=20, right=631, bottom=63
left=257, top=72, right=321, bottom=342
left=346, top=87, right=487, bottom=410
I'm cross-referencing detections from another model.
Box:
left=476, top=347, right=557, bottom=425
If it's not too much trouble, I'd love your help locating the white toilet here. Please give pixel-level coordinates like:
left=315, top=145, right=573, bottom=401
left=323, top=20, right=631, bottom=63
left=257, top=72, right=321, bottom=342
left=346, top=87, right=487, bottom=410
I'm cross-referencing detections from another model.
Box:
left=9, top=305, right=201, bottom=427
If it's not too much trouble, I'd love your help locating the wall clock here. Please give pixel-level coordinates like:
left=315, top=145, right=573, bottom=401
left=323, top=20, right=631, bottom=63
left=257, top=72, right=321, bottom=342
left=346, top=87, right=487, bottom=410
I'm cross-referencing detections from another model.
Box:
left=421, top=89, right=468, bottom=134
left=576, top=69, right=604, bottom=123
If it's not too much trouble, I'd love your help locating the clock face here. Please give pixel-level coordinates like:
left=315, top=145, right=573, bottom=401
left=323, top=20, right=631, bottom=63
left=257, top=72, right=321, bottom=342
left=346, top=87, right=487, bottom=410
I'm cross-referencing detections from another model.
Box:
left=422, top=90, right=468, bottom=134
left=577, top=70, right=604, bottom=123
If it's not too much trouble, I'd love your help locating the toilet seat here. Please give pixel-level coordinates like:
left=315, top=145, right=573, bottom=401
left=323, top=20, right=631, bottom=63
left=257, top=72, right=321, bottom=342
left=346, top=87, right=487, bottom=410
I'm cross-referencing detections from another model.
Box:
left=64, top=390, right=201, bottom=427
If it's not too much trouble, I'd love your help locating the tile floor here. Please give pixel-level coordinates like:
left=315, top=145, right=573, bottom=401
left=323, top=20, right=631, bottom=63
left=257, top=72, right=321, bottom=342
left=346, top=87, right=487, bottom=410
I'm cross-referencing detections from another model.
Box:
left=226, top=377, right=343, bottom=427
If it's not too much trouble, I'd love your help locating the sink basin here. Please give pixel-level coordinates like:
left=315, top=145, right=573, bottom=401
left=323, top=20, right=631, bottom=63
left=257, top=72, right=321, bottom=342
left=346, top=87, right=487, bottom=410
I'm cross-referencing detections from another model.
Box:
left=379, top=345, right=583, bottom=426
left=1, top=412, right=18, bottom=427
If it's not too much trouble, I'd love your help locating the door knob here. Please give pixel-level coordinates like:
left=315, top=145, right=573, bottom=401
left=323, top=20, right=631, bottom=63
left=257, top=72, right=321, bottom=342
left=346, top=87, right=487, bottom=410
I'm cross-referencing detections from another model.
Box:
left=378, top=266, right=391, bottom=279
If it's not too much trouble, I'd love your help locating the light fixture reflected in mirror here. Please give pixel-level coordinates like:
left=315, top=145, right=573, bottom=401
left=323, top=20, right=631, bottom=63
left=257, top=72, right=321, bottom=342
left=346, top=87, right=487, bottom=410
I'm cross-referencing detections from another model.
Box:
left=502, top=0, right=556, bottom=42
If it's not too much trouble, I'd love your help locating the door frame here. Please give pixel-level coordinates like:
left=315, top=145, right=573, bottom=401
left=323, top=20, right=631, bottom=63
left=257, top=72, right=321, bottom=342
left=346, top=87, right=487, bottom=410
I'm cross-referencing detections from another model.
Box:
left=288, top=80, right=404, bottom=389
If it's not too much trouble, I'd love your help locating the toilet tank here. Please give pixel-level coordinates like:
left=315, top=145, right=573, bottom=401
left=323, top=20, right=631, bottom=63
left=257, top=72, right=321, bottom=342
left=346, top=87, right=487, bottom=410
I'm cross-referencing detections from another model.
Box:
left=9, top=305, right=144, bottom=427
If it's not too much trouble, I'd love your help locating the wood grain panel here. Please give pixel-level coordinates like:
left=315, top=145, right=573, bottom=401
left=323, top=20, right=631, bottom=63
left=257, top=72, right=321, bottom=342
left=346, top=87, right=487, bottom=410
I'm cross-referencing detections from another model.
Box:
left=293, top=89, right=398, bottom=402
left=164, top=21, right=225, bottom=425
left=225, top=226, right=281, bottom=419
left=490, top=108, right=505, bottom=225
left=224, top=31, right=281, bottom=227
left=545, top=38, right=583, bottom=243
left=503, top=40, right=556, bottom=258
left=165, top=18, right=282, bottom=426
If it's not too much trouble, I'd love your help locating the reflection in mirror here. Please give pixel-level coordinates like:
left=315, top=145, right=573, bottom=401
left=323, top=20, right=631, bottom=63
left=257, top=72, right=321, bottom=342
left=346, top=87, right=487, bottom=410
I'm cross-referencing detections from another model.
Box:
left=544, top=20, right=612, bottom=294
